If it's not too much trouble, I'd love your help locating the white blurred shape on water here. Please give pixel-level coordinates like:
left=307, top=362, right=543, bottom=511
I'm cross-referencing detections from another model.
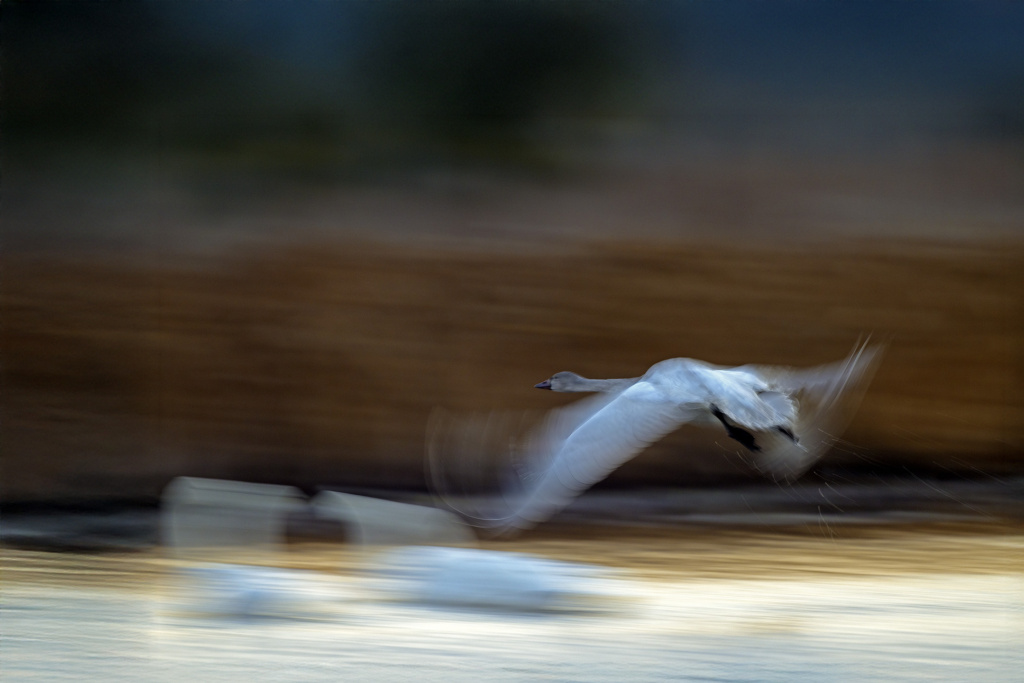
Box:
left=369, top=545, right=631, bottom=612
left=172, top=563, right=347, bottom=619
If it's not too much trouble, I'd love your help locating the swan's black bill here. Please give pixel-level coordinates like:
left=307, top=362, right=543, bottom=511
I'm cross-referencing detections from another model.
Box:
left=534, top=380, right=552, bottom=390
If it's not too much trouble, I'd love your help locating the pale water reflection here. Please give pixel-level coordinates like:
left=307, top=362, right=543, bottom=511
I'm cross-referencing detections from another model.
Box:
left=3, top=527, right=1021, bottom=682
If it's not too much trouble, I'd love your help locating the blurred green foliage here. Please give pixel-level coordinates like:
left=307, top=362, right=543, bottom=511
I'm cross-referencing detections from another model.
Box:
left=5, top=1, right=1022, bottom=178
left=3, top=1, right=669, bottom=174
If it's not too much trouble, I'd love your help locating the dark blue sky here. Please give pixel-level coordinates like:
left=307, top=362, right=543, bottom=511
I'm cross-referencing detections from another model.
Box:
left=687, top=2, right=1024, bottom=93
left=6, top=0, right=1024, bottom=158
left=150, top=1, right=1024, bottom=93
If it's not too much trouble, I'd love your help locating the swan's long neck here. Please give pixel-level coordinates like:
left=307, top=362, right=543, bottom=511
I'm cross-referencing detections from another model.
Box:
left=568, top=376, right=638, bottom=392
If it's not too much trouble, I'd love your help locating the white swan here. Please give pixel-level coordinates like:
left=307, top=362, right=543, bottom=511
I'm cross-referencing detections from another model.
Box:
left=428, top=338, right=883, bottom=535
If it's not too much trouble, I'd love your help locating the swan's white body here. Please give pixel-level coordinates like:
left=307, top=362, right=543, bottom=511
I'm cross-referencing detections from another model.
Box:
left=429, top=339, right=882, bottom=535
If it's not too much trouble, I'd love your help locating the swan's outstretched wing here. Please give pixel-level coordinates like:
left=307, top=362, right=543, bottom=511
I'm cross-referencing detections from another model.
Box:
left=427, top=389, right=626, bottom=529
left=428, top=382, right=696, bottom=535
left=738, top=338, right=884, bottom=481
left=503, top=383, right=698, bottom=532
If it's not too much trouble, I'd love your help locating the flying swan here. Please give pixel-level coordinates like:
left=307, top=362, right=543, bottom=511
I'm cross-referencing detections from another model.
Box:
left=428, top=338, right=883, bottom=535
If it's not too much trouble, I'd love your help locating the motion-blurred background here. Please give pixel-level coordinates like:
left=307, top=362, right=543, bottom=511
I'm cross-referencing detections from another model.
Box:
left=4, top=0, right=1023, bottom=503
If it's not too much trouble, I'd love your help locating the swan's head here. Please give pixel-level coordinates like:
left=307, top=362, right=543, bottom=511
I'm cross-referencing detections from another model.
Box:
left=534, top=371, right=586, bottom=392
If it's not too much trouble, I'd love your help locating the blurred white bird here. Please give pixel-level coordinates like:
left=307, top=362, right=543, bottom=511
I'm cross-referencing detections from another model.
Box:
left=175, top=563, right=342, bottom=619
left=371, top=546, right=626, bottom=612
left=428, top=338, right=883, bottom=535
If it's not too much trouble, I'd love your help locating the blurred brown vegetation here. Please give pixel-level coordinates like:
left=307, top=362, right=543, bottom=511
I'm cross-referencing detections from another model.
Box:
left=4, top=237, right=1021, bottom=502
